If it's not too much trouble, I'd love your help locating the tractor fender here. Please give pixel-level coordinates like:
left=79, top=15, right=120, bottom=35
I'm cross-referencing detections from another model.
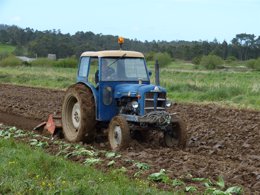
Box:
left=77, top=82, right=98, bottom=119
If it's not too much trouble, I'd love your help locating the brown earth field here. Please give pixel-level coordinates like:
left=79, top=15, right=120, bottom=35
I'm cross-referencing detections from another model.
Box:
left=0, top=83, right=259, bottom=194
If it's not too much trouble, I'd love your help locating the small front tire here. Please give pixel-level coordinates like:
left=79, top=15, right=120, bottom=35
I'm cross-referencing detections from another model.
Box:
left=164, top=118, right=187, bottom=149
left=108, top=116, right=130, bottom=151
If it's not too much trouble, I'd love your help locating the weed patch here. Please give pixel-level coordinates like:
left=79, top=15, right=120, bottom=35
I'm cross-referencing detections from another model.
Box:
left=0, top=55, right=22, bottom=67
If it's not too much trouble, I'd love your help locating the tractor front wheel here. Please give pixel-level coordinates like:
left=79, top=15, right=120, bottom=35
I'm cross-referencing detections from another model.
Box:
left=108, top=116, right=130, bottom=151
left=164, top=118, right=187, bottom=149
left=62, top=84, right=96, bottom=142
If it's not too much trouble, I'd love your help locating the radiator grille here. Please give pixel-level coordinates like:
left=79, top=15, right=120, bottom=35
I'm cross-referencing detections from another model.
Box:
left=144, top=92, right=166, bottom=113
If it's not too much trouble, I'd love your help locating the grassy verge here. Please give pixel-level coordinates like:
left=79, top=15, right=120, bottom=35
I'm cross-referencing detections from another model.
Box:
left=0, top=138, right=166, bottom=194
left=0, top=44, right=15, bottom=54
left=0, top=65, right=259, bottom=109
left=0, top=66, right=76, bottom=89
left=159, top=70, right=260, bottom=110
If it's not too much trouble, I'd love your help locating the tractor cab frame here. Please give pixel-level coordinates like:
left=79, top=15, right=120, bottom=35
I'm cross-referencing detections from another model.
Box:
left=77, top=50, right=151, bottom=122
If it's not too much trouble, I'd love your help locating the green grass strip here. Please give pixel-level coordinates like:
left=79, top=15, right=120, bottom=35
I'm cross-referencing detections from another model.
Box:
left=0, top=65, right=259, bottom=109
left=0, top=138, right=171, bottom=195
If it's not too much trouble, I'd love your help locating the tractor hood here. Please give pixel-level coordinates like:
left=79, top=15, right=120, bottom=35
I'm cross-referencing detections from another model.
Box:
left=114, top=84, right=166, bottom=99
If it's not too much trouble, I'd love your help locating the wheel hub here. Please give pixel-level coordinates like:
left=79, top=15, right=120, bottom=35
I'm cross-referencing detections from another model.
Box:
left=114, top=126, right=122, bottom=146
left=72, top=102, right=80, bottom=129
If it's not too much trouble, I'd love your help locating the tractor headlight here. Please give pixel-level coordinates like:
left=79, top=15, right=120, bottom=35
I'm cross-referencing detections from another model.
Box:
left=165, top=100, right=172, bottom=108
left=131, top=101, right=139, bottom=109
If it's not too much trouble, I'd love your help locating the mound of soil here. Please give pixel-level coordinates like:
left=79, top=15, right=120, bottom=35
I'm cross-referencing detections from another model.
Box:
left=0, top=83, right=259, bottom=193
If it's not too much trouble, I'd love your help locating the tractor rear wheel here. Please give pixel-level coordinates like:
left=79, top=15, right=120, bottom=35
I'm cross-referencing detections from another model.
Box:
left=62, top=84, right=96, bottom=142
left=164, top=118, right=187, bottom=149
left=108, top=116, right=130, bottom=151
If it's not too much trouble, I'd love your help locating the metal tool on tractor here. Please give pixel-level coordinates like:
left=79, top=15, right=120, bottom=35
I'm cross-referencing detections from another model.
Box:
left=36, top=37, right=187, bottom=150
left=34, top=112, right=62, bottom=135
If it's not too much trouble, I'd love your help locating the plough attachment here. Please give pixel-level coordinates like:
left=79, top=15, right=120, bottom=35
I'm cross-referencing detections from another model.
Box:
left=34, top=112, right=62, bottom=135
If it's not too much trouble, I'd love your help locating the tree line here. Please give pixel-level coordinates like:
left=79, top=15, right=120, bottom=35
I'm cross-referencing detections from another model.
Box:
left=0, top=24, right=259, bottom=61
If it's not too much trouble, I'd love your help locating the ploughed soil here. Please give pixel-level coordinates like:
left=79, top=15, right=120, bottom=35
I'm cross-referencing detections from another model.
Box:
left=0, top=83, right=259, bottom=193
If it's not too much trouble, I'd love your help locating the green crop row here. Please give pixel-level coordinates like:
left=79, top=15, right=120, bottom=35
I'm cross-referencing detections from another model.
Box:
left=0, top=125, right=243, bottom=194
left=0, top=141, right=163, bottom=194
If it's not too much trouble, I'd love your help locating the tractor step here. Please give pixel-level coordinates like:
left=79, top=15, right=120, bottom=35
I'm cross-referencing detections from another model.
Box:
left=34, top=112, right=62, bottom=135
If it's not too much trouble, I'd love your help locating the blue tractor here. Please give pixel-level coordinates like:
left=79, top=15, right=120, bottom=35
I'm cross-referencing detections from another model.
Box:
left=62, top=39, right=186, bottom=150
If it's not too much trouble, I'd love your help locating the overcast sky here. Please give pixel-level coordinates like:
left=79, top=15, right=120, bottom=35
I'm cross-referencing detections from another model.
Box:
left=0, top=0, right=259, bottom=42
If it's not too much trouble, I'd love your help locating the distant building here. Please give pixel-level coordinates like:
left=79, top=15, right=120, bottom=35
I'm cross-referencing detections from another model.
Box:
left=16, top=56, right=36, bottom=62
left=47, top=54, right=56, bottom=60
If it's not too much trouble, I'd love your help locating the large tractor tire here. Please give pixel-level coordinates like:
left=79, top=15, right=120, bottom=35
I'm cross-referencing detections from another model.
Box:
left=164, top=118, right=187, bottom=149
left=62, top=83, right=96, bottom=142
left=108, top=116, right=131, bottom=151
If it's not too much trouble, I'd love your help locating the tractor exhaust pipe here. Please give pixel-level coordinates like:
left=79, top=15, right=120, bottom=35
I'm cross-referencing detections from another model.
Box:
left=155, top=59, right=160, bottom=86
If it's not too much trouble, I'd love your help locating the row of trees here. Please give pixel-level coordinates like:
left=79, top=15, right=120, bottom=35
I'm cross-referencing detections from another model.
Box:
left=0, top=24, right=259, bottom=60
